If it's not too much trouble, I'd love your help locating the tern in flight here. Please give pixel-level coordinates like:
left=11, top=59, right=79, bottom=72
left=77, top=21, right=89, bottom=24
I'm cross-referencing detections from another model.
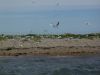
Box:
left=50, top=21, right=60, bottom=28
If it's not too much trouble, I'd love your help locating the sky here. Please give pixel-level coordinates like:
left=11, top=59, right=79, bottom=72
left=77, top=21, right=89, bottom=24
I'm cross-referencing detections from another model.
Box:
left=0, top=0, right=100, bottom=34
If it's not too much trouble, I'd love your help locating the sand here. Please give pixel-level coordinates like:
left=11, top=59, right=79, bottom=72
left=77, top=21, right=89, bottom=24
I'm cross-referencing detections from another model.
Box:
left=0, top=38, right=100, bottom=56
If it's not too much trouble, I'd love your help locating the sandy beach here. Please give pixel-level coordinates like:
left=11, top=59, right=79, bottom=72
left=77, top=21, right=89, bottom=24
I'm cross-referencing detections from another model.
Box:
left=0, top=38, right=100, bottom=56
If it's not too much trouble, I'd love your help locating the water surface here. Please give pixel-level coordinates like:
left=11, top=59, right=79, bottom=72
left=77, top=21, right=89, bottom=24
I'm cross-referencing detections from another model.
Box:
left=0, top=56, right=100, bottom=75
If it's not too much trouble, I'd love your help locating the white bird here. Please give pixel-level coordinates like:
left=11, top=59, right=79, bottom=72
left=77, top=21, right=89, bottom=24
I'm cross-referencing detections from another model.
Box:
left=50, top=21, right=60, bottom=28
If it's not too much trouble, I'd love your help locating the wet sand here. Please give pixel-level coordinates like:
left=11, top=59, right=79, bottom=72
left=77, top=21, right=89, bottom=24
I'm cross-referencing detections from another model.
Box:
left=0, top=38, right=100, bottom=56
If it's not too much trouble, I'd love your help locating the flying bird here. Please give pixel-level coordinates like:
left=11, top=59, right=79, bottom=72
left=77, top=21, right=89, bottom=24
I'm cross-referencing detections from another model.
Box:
left=56, top=21, right=59, bottom=27
left=84, top=21, right=91, bottom=26
left=50, top=21, right=60, bottom=28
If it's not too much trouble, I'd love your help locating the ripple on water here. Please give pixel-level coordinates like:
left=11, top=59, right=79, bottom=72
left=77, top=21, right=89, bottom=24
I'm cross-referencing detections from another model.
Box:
left=0, top=56, right=100, bottom=75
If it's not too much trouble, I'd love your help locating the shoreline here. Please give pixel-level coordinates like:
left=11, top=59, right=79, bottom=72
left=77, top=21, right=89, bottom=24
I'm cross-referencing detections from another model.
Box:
left=0, top=36, right=100, bottom=56
left=0, top=46, right=100, bottom=56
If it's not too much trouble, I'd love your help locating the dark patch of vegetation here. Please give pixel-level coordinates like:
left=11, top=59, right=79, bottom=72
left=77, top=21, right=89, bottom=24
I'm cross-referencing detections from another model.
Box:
left=5, top=35, right=14, bottom=39
left=25, top=34, right=37, bottom=37
left=6, top=47, right=15, bottom=51
left=0, top=34, right=7, bottom=41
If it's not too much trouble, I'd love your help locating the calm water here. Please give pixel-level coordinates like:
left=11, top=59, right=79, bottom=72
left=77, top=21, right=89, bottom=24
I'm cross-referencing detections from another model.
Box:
left=0, top=56, right=100, bottom=75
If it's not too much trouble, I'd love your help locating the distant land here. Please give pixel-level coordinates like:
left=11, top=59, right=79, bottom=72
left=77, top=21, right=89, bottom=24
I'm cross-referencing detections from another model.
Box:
left=0, top=33, right=100, bottom=56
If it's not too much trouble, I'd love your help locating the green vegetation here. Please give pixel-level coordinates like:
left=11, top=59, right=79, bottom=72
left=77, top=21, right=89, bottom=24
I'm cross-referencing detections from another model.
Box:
left=0, top=33, right=100, bottom=41
left=23, top=34, right=42, bottom=42
left=59, top=33, right=100, bottom=39
left=0, top=34, right=7, bottom=41
left=40, top=33, right=100, bottom=39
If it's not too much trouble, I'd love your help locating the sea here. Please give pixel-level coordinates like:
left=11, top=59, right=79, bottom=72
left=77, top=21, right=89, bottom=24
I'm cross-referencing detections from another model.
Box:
left=0, top=56, right=100, bottom=75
